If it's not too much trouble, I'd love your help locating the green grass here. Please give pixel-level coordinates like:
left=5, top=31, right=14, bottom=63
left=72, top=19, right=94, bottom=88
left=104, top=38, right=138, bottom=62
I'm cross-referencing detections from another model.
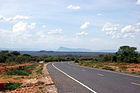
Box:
left=102, top=66, right=115, bottom=71
left=6, top=64, right=37, bottom=76
left=7, top=69, right=30, bottom=76
left=0, top=83, right=22, bottom=91
left=0, top=75, right=12, bottom=79
left=75, top=61, right=140, bottom=75
left=4, top=83, right=22, bottom=91
left=13, top=76, right=24, bottom=80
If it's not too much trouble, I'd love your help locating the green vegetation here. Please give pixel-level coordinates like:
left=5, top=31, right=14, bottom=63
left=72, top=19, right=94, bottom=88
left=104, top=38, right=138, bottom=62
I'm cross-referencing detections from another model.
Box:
left=0, top=45, right=140, bottom=92
left=0, top=63, right=44, bottom=92
left=0, top=51, right=33, bottom=64
left=116, top=46, right=139, bottom=63
left=6, top=64, right=37, bottom=76
left=7, top=68, right=30, bottom=76
left=4, top=83, right=22, bottom=91
left=0, top=46, right=140, bottom=66
left=102, top=66, right=115, bottom=71
left=74, top=45, right=140, bottom=75
left=95, top=46, right=140, bottom=63
left=0, top=50, right=96, bottom=65
left=36, top=81, right=45, bottom=85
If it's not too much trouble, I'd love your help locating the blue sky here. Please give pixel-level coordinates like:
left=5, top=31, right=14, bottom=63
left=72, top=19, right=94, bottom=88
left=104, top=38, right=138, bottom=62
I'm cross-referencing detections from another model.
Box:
left=0, top=0, right=140, bottom=51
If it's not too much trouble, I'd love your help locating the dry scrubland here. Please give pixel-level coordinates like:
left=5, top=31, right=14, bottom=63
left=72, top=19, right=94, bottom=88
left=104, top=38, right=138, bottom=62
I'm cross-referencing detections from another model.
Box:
left=0, top=45, right=140, bottom=92
left=75, top=46, right=140, bottom=75
left=0, top=62, right=57, bottom=93
left=76, top=62, right=140, bottom=75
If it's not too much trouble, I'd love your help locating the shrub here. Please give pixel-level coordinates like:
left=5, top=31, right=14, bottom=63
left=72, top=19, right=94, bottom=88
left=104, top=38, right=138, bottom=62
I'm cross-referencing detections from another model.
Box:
left=7, top=68, right=30, bottom=76
left=4, top=83, right=22, bottom=91
left=102, top=66, right=115, bottom=71
left=75, top=60, right=79, bottom=63
left=36, top=81, right=45, bottom=85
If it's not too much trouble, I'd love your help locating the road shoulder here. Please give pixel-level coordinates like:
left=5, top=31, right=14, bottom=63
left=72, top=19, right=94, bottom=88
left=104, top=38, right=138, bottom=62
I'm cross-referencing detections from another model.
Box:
left=42, top=63, right=58, bottom=93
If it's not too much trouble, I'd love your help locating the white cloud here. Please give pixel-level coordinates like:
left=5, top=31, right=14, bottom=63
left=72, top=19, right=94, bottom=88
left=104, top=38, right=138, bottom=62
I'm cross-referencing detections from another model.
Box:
left=102, top=22, right=121, bottom=39
left=112, top=33, right=121, bottom=39
left=102, top=22, right=120, bottom=31
left=42, top=25, right=46, bottom=28
left=36, top=30, right=46, bottom=38
left=106, top=31, right=121, bottom=39
left=136, top=0, right=140, bottom=5
left=136, top=23, right=140, bottom=25
left=76, top=31, right=88, bottom=36
left=97, top=13, right=103, bottom=16
left=123, top=33, right=135, bottom=38
left=121, top=23, right=140, bottom=33
left=13, top=22, right=27, bottom=33
left=48, top=29, right=63, bottom=35
left=135, top=23, right=140, bottom=32
left=80, top=22, right=90, bottom=30
left=13, top=15, right=29, bottom=20
left=0, top=21, right=37, bottom=48
left=102, top=22, right=140, bottom=39
left=12, top=21, right=36, bottom=33
left=28, top=23, right=36, bottom=29
left=121, top=23, right=140, bottom=38
left=121, top=25, right=135, bottom=33
left=67, top=5, right=80, bottom=10
left=0, top=15, right=29, bottom=22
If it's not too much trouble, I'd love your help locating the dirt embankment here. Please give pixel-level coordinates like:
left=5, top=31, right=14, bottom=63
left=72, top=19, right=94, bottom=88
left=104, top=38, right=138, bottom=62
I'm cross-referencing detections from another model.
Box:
left=0, top=63, right=57, bottom=93
left=0, top=64, right=32, bottom=75
left=40, top=64, right=58, bottom=93
left=77, top=62, right=140, bottom=75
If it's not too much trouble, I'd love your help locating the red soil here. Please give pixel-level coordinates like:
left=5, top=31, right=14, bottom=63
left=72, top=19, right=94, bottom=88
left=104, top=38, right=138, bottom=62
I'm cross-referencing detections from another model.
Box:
left=0, top=64, right=32, bottom=75
left=128, top=64, right=140, bottom=68
left=0, top=78, right=28, bottom=83
left=6, top=85, right=38, bottom=93
left=0, top=63, right=32, bottom=84
left=107, top=66, right=118, bottom=69
left=126, top=68, right=140, bottom=72
left=105, top=63, right=140, bottom=72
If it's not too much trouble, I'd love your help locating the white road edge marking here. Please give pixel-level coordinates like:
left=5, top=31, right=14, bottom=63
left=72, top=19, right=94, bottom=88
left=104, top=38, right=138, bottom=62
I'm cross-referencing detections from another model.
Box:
left=52, top=63, right=97, bottom=93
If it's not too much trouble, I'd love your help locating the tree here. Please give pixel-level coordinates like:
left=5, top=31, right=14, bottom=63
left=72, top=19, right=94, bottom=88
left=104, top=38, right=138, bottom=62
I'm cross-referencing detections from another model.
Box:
left=116, top=46, right=139, bottom=63
left=0, top=51, right=9, bottom=62
left=10, top=51, right=20, bottom=56
left=22, top=54, right=31, bottom=57
left=99, top=54, right=113, bottom=62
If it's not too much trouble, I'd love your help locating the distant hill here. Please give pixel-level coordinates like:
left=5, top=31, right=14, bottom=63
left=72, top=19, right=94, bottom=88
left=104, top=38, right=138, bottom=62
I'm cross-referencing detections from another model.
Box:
left=94, top=49, right=117, bottom=52
left=0, top=47, right=113, bottom=57
left=57, top=47, right=92, bottom=52
left=0, top=47, right=118, bottom=53
left=20, top=51, right=109, bottom=57
left=0, top=48, right=10, bottom=51
left=0, top=48, right=39, bottom=51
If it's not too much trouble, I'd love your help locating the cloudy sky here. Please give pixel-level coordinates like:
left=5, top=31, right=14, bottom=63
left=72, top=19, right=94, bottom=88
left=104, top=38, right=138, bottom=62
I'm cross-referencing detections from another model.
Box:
left=0, top=0, right=140, bottom=51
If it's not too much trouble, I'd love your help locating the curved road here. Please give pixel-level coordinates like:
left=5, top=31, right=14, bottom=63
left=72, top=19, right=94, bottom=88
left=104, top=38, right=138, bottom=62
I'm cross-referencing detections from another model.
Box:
left=47, top=62, right=140, bottom=93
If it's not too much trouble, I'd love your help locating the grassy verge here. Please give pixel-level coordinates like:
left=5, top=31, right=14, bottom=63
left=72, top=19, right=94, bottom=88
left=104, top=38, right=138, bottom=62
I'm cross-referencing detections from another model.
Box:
left=4, top=83, right=22, bottom=91
left=0, top=62, right=45, bottom=92
left=75, top=61, right=140, bottom=75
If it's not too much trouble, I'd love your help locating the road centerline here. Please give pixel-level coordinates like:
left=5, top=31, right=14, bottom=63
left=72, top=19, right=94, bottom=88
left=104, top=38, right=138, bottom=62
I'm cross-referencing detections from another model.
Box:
left=97, top=74, right=104, bottom=77
left=52, top=63, right=97, bottom=93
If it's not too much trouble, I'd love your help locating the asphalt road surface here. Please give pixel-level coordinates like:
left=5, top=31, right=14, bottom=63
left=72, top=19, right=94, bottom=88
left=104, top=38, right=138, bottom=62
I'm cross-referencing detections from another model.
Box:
left=47, top=62, right=140, bottom=93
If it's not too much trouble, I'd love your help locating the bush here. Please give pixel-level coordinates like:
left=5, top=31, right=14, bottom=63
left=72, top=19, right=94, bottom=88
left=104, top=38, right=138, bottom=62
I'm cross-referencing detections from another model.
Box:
left=75, top=59, right=79, bottom=63
left=4, top=83, right=22, bottom=90
left=7, top=69, right=30, bottom=76
left=102, top=66, right=115, bottom=71
left=7, top=67, right=31, bottom=76
left=37, top=81, right=45, bottom=85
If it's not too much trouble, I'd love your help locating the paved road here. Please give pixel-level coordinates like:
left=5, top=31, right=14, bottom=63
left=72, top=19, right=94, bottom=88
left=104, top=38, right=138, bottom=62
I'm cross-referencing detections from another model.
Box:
left=47, top=62, right=140, bottom=93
